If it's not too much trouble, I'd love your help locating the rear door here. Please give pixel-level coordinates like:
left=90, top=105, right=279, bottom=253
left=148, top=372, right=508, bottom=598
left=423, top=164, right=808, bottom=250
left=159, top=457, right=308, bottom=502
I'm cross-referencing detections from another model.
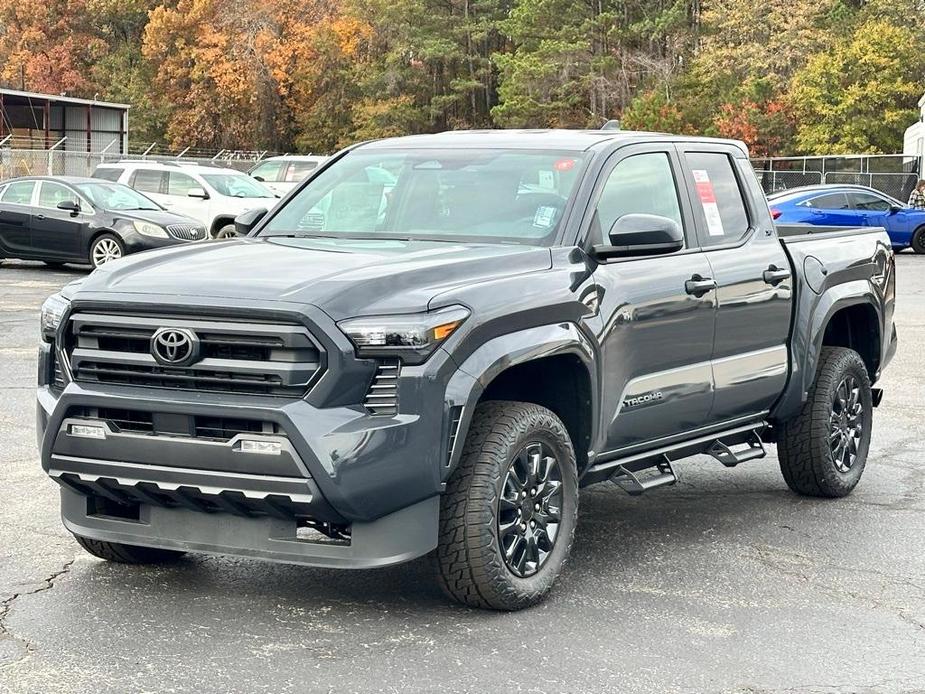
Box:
left=0, top=180, right=37, bottom=257
left=31, top=181, right=90, bottom=260
left=588, top=145, right=717, bottom=454
left=128, top=168, right=169, bottom=208
left=677, top=145, right=793, bottom=422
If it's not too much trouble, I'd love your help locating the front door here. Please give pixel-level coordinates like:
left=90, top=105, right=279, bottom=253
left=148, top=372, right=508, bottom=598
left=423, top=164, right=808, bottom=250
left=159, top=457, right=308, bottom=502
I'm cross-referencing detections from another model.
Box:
left=30, top=181, right=88, bottom=260
left=588, top=146, right=717, bottom=454
left=677, top=146, right=793, bottom=422
left=0, top=180, right=37, bottom=257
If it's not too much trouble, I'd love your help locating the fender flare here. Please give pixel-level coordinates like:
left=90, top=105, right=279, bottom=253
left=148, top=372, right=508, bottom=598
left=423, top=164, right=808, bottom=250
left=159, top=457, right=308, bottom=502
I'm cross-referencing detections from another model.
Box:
left=442, top=321, right=598, bottom=476
left=773, top=280, right=882, bottom=422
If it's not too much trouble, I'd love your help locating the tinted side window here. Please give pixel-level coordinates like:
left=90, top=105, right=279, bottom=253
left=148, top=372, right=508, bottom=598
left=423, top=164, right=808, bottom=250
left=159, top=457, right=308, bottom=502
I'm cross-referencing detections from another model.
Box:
left=1, top=181, right=35, bottom=205
left=286, top=161, right=318, bottom=181
left=92, top=168, right=123, bottom=182
left=849, top=192, right=892, bottom=211
left=804, top=193, right=849, bottom=210
left=594, top=152, right=684, bottom=245
left=38, top=182, right=78, bottom=209
left=167, top=172, right=199, bottom=196
left=685, top=152, right=749, bottom=246
left=131, top=170, right=164, bottom=194
left=250, top=162, right=283, bottom=182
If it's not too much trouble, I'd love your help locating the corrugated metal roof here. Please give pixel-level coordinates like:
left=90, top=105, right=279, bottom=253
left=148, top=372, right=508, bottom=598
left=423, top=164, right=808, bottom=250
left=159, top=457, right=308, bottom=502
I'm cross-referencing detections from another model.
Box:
left=0, top=88, right=129, bottom=110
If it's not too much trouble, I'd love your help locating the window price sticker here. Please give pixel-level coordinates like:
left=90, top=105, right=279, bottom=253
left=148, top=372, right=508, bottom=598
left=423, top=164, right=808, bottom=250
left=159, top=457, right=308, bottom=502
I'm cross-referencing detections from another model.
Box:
left=692, top=169, right=725, bottom=236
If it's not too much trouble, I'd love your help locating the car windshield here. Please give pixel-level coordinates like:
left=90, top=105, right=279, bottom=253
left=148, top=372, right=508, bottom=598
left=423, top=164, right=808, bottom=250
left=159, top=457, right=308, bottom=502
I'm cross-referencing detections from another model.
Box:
left=258, top=148, right=587, bottom=245
left=75, top=182, right=161, bottom=211
left=201, top=173, right=275, bottom=198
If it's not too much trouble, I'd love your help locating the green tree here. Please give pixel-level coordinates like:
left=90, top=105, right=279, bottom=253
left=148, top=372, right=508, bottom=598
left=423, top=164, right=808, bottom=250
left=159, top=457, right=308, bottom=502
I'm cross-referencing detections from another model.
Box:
left=789, top=19, right=925, bottom=154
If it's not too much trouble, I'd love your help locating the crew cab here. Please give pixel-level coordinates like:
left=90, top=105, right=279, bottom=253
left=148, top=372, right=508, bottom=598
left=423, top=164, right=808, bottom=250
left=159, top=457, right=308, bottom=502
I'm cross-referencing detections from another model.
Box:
left=37, top=130, right=896, bottom=610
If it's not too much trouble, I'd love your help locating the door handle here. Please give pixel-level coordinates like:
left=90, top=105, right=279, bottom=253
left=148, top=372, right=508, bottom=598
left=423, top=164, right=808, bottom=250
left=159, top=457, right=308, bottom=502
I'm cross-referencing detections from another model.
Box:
left=35, top=214, right=46, bottom=220
left=763, top=265, right=791, bottom=286
left=685, top=275, right=716, bottom=297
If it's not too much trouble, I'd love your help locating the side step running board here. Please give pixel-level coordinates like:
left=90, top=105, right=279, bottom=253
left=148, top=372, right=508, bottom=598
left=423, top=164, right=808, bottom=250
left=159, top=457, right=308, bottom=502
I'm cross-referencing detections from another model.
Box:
left=610, top=456, right=677, bottom=496
left=707, top=431, right=766, bottom=468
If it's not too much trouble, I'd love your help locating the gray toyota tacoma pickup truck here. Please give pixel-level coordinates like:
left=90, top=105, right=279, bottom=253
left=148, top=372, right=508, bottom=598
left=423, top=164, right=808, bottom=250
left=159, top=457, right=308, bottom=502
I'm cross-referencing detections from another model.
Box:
left=36, top=130, right=897, bottom=610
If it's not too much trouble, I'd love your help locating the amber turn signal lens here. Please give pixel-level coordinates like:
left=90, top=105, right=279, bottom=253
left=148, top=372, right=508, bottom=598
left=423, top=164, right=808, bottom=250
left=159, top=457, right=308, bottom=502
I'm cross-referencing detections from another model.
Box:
left=433, top=320, right=462, bottom=341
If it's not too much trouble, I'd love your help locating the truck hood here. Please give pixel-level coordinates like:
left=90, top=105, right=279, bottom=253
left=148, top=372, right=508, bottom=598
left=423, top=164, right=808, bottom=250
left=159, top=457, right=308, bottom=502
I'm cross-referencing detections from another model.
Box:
left=76, top=237, right=552, bottom=319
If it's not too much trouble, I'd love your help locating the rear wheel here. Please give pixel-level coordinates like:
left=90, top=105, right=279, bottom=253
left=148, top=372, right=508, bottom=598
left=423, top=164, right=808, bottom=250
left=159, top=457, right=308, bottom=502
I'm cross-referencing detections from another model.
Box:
left=778, top=347, right=873, bottom=497
left=73, top=534, right=186, bottom=564
left=89, top=233, right=124, bottom=268
left=911, top=227, right=925, bottom=254
left=435, top=401, right=579, bottom=610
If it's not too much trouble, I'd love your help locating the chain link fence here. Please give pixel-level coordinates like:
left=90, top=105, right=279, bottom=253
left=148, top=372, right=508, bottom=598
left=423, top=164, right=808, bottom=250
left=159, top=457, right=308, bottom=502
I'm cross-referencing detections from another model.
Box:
left=751, top=154, right=921, bottom=201
left=0, top=148, right=273, bottom=180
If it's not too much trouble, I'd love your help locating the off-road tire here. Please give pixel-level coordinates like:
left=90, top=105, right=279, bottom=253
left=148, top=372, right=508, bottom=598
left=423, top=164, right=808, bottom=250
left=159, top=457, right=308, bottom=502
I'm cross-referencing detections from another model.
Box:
left=73, top=534, right=186, bottom=564
left=435, top=401, right=579, bottom=610
left=777, top=347, right=873, bottom=498
left=214, top=224, right=237, bottom=239
left=911, top=226, right=925, bottom=254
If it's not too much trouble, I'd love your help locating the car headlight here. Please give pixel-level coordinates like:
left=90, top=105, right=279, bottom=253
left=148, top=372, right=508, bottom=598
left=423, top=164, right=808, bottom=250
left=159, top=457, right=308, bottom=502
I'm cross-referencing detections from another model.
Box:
left=133, top=220, right=169, bottom=238
left=41, top=293, right=70, bottom=343
left=337, top=306, right=470, bottom=364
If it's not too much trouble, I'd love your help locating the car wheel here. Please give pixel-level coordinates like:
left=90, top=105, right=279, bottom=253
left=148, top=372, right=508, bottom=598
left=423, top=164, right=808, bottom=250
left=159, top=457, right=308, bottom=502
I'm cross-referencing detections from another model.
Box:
left=73, top=534, right=186, bottom=564
left=89, top=233, right=124, bottom=268
left=911, top=227, right=925, bottom=254
left=215, top=224, right=237, bottom=240
left=435, top=401, right=579, bottom=610
left=777, top=347, right=873, bottom=498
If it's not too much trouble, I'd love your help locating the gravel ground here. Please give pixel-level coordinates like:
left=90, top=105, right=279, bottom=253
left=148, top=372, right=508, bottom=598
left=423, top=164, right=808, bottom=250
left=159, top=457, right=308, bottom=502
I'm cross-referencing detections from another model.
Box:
left=1, top=255, right=923, bottom=694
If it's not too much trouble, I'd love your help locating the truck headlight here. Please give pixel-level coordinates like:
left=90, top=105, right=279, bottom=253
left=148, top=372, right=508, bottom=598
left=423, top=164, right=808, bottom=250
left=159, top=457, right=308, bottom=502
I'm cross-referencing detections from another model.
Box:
left=40, top=293, right=70, bottom=343
left=133, top=220, right=169, bottom=238
left=338, top=306, right=470, bottom=364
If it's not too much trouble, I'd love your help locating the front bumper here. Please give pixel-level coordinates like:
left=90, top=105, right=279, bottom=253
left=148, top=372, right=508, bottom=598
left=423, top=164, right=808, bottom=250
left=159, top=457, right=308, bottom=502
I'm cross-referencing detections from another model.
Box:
left=36, top=304, right=474, bottom=566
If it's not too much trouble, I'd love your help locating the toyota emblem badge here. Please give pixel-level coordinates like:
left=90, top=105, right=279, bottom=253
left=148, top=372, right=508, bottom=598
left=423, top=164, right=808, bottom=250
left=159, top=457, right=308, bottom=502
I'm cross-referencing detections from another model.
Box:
left=151, top=328, right=199, bottom=366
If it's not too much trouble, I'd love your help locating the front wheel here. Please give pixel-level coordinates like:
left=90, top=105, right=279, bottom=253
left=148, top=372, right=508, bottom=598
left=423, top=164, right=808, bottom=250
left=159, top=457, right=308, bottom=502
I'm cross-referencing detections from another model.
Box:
left=214, top=224, right=237, bottom=240
left=435, top=401, right=579, bottom=610
left=911, top=227, right=925, bottom=254
left=89, top=233, right=124, bottom=268
left=777, top=347, right=873, bottom=497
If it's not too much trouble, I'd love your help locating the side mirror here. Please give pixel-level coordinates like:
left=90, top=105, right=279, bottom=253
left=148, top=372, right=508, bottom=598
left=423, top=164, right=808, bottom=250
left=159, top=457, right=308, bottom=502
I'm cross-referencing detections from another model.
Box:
left=252, top=175, right=265, bottom=182
left=234, top=208, right=268, bottom=236
left=187, top=187, right=209, bottom=199
left=889, top=205, right=902, bottom=214
left=593, top=213, right=684, bottom=260
left=56, top=200, right=80, bottom=215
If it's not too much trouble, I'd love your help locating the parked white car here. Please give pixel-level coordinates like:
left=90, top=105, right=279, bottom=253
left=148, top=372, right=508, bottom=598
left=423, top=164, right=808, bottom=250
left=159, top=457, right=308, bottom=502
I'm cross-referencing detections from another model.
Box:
left=247, top=155, right=328, bottom=196
left=93, top=162, right=279, bottom=238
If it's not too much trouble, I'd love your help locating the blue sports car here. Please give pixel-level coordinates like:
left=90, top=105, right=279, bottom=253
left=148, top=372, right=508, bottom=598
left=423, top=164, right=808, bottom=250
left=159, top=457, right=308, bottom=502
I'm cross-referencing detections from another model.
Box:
left=768, top=184, right=925, bottom=253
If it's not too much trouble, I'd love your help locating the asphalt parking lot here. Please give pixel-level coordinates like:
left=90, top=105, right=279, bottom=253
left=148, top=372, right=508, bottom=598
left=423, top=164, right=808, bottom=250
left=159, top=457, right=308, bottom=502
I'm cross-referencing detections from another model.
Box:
left=1, top=256, right=923, bottom=694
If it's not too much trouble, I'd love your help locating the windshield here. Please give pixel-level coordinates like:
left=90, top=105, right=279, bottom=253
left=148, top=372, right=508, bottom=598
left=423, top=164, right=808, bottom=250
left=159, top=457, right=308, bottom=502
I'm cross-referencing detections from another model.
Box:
left=258, top=148, right=587, bottom=244
left=75, top=182, right=161, bottom=211
left=202, top=173, right=275, bottom=198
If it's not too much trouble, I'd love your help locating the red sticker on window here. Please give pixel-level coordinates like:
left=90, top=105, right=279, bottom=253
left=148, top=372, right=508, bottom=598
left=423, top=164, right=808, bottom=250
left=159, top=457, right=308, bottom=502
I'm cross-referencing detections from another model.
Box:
left=554, top=158, right=575, bottom=171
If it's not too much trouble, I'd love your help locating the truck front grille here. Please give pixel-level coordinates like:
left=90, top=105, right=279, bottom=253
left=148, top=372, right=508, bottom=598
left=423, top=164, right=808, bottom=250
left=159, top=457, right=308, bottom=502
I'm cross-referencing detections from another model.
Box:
left=68, top=406, right=284, bottom=442
left=66, top=312, right=322, bottom=397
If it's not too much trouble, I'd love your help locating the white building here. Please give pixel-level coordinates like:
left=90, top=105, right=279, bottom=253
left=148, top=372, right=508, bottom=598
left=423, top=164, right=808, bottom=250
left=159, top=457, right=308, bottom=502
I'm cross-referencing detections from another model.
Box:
left=902, top=94, right=925, bottom=173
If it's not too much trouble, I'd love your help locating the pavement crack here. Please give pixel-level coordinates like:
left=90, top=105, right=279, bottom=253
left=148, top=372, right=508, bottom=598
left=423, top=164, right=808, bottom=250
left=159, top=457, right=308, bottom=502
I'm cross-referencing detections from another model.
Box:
left=0, top=558, right=75, bottom=668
